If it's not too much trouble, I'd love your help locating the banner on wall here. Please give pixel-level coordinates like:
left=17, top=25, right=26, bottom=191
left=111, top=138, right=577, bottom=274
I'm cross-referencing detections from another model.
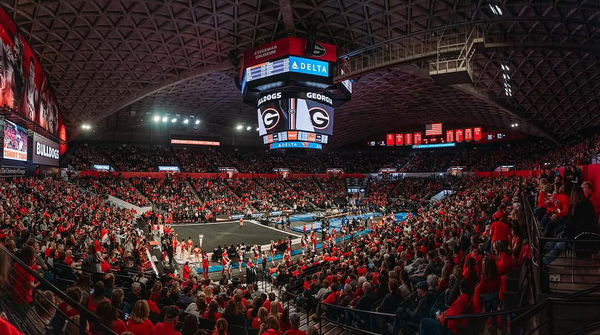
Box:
left=0, top=165, right=25, bottom=176
left=3, top=119, right=28, bottom=161
left=0, top=8, right=65, bottom=138
left=32, top=132, right=59, bottom=166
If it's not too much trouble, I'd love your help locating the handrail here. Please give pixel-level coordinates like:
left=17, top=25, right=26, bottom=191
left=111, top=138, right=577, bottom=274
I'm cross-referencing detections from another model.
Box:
left=319, top=301, right=396, bottom=318
left=512, top=287, right=600, bottom=326
left=0, top=243, right=117, bottom=335
left=442, top=306, right=532, bottom=321
left=562, top=283, right=600, bottom=299
left=570, top=320, right=600, bottom=335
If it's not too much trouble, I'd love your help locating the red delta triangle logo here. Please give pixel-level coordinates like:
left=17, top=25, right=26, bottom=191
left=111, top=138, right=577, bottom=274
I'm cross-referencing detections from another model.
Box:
left=302, top=142, right=308, bottom=148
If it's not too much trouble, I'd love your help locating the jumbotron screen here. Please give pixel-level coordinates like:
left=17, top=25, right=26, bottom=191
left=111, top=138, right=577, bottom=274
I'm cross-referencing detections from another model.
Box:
left=257, top=91, right=334, bottom=137
left=3, top=120, right=28, bottom=161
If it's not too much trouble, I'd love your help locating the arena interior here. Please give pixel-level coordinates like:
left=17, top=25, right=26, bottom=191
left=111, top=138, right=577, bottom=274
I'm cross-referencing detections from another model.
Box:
left=1, top=1, right=600, bottom=335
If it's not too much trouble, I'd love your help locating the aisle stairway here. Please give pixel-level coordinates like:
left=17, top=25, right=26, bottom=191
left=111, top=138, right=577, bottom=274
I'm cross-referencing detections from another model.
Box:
left=260, top=280, right=360, bottom=335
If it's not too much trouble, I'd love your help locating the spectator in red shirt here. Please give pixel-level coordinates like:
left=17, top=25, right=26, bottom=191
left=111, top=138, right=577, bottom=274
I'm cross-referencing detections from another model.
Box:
left=13, top=245, right=38, bottom=305
left=489, top=212, right=511, bottom=244
left=182, top=262, right=191, bottom=280
left=262, top=292, right=283, bottom=314
left=203, top=301, right=223, bottom=321
left=127, top=300, right=154, bottom=335
left=88, top=281, right=110, bottom=313
left=212, top=318, right=229, bottom=335
left=495, top=243, right=516, bottom=275
left=152, top=306, right=181, bottom=335
left=95, top=300, right=127, bottom=335
left=252, top=307, right=268, bottom=329
left=0, top=318, right=23, bottom=335
left=474, top=258, right=501, bottom=313
left=418, top=280, right=473, bottom=335
left=260, top=315, right=282, bottom=335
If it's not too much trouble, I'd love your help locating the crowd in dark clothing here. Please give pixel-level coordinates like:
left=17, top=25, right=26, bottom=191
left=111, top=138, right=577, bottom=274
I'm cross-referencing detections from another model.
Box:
left=67, top=135, right=600, bottom=174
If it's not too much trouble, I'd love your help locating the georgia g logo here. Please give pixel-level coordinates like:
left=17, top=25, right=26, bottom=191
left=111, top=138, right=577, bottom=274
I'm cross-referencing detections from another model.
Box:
left=312, top=43, right=326, bottom=57
left=261, top=108, right=280, bottom=130
left=309, top=107, right=330, bottom=130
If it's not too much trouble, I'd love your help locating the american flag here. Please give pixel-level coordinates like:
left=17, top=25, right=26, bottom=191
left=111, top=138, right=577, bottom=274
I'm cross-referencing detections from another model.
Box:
left=425, top=123, right=443, bottom=136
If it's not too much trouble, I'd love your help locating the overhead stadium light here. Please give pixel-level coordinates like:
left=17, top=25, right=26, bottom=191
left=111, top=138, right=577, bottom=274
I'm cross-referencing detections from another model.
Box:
left=171, top=118, right=177, bottom=123
left=183, top=119, right=189, bottom=124
left=81, top=124, right=92, bottom=130
left=256, top=127, right=259, bottom=132
left=489, top=4, right=503, bottom=16
left=162, top=116, right=168, bottom=123
left=236, top=124, right=243, bottom=131
left=153, top=115, right=160, bottom=122
left=246, top=126, right=252, bottom=131
left=195, top=120, right=201, bottom=125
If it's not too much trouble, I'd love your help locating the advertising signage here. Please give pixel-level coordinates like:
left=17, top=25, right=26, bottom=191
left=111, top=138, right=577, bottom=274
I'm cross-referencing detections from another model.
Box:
left=270, top=141, right=322, bottom=150
left=257, top=91, right=334, bottom=136
left=244, top=56, right=330, bottom=84
left=242, top=37, right=337, bottom=69
left=32, top=132, right=59, bottom=166
left=0, top=7, right=65, bottom=138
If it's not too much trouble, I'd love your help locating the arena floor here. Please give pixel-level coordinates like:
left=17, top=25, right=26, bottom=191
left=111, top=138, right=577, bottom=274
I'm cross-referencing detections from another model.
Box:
left=171, top=220, right=297, bottom=252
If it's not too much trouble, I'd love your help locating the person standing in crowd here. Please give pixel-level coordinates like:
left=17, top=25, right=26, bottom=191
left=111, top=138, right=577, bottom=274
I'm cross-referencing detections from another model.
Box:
left=126, top=300, right=154, bottom=335
left=544, top=186, right=598, bottom=264
left=152, top=306, right=181, bottom=335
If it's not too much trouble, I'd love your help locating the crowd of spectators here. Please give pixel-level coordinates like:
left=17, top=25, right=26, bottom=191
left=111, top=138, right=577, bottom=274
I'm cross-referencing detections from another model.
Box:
left=189, top=178, right=248, bottom=218
left=106, top=145, right=178, bottom=172
left=226, top=179, right=292, bottom=212
left=0, top=177, right=154, bottom=333
left=75, top=175, right=150, bottom=207
left=132, top=176, right=201, bottom=222
left=264, top=176, right=535, bottom=335
left=68, top=145, right=114, bottom=171
left=285, top=178, right=342, bottom=210
left=67, top=134, right=600, bottom=175
left=2, top=132, right=600, bottom=334
left=173, top=148, right=216, bottom=173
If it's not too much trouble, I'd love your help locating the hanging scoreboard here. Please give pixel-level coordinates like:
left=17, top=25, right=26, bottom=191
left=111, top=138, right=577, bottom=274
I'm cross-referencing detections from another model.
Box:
left=241, top=37, right=351, bottom=149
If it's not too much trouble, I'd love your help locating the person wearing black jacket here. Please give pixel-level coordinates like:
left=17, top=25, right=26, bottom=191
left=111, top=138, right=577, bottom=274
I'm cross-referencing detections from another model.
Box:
left=544, top=186, right=598, bottom=265
left=376, top=279, right=402, bottom=313
left=393, top=280, right=439, bottom=334
left=352, top=282, right=378, bottom=329
left=566, top=186, right=599, bottom=258
left=355, top=282, right=378, bottom=311
left=565, top=187, right=598, bottom=239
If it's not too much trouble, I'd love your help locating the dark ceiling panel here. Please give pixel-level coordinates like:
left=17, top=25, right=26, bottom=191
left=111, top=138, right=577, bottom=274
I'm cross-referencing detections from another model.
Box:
left=2, top=0, right=599, bottom=146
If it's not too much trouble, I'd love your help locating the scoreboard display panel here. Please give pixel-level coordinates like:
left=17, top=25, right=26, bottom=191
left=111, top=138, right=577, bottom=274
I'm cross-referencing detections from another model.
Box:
left=240, top=37, right=349, bottom=150
left=270, top=141, right=323, bottom=150
left=263, top=131, right=328, bottom=144
left=257, top=90, right=334, bottom=137
left=245, top=58, right=290, bottom=82
left=243, top=56, right=331, bottom=90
